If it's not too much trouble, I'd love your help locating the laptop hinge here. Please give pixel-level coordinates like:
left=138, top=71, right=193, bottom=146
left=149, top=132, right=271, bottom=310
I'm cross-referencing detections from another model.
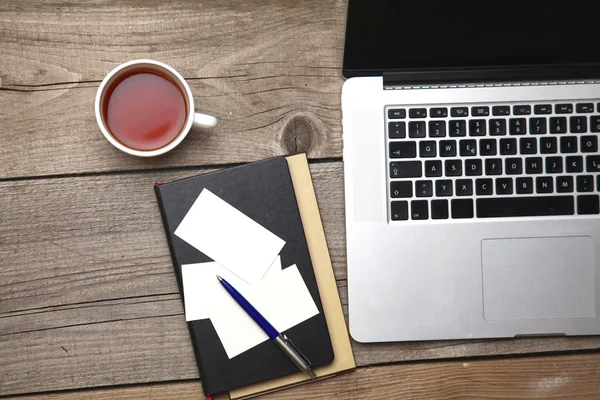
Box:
left=383, top=64, right=600, bottom=87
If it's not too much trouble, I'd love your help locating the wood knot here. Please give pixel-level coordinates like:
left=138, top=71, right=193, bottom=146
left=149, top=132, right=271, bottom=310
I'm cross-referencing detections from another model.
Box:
left=282, top=115, right=317, bottom=154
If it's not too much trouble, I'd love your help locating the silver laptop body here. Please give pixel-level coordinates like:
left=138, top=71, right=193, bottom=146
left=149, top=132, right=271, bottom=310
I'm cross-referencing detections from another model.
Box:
left=342, top=1, right=600, bottom=342
left=343, top=80, right=600, bottom=342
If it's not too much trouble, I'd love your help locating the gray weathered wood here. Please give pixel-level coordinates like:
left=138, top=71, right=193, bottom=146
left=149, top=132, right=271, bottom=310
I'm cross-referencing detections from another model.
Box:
left=0, top=0, right=345, bottom=178
left=10, top=352, right=600, bottom=400
left=0, top=75, right=342, bottom=179
left=0, top=0, right=346, bottom=86
left=2, top=162, right=600, bottom=396
left=0, top=164, right=345, bottom=317
left=4, top=0, right=600, bottom=399
left=0, top=78, right=343, bottom=179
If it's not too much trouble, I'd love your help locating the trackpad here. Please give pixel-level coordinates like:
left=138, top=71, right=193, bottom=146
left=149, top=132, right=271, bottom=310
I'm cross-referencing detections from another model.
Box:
left=481, top=237, right=596, bottom=321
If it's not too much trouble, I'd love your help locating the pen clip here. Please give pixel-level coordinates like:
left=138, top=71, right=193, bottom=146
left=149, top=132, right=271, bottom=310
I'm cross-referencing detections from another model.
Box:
left=281, top=334, right=312, bottom=367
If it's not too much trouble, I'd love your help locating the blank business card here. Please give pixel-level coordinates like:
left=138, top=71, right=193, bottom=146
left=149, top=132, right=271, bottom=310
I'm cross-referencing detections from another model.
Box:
left=175, top=189, right=286, bottom=284
left=199, top=264, right=319, bottom=359
left=181, top=256, right=282, bottom=321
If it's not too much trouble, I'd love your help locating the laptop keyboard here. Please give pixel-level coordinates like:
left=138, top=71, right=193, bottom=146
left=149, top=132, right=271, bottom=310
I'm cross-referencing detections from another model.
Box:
left=386, top=102, right=600, bottom=221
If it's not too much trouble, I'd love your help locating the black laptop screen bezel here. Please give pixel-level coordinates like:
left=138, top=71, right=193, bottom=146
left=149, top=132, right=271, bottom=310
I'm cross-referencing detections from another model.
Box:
left=342, top=0, right=600, bottom=83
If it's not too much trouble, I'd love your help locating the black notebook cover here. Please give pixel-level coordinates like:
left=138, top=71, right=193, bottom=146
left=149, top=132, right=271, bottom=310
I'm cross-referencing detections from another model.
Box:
left=154, top=157, right=334, bottom=395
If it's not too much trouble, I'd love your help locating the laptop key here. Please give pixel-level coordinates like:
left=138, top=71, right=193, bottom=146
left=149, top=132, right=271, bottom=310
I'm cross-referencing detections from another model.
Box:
left=388, top=121, right=406, bottom=138
left=536, top=176, right=553, bottom=193
left=451, top=199, right=474, bottom=219
left=425, top=160, right=442, bottom=177
left=560, top=136, right=577, bottom=153
left=460, top=139, right=477, bottom=156
left=489, top=119, right=507, bottom=136
left=550, top=117, right=567, bottom=133
left=390, top=181, right=413, bottom=198
left=431, top=200, right=449, bottom=220
left=476, top=196, right=574, bottom=218
left=390, top=141, right=417, bottom=158
left=469, top=119, right=486, bottom=136
left=390, top=161, right=422, bottom=178
left=492, top=106, right=510, bottom=116
left=471, top=106, right=489, bottom=116
left=520, top=137, right=537, bottom=154
left=429, top=120, right=446, bottom=137
left=419, top=141, right=437, bottom=157
left=577, top=103, right=594, bottom=113
left=540, top=137, right=557, bottom=154
left=525, top=157, right=543, bottom=174
left=415, top=180, right=433, bottom=197
left=570, top=116, right=587, bottom=133
left=480, top=139, right=497, bottom=155
left=577, top=175, right=594, bottom=192
left=556, top=176, right=574, bottom=192
left=391, top=201, right=409, bottom=221
left=505, top=158, right=523, bottom=175
left=591, top=116, right=600, bottom=132
left=476, top=178, right=493, bottom=195
left=408, top=121, right=426, bottom=138
left=555, top=104, right=573, bottom=114
left=577, top=195, right=600, bottom=215
left=430, top=107, right=448, bottom=118
left=581, top=136, right=598, bottom=152
left=499, top=138, right=517, bottom=155
left=566, top=156, right=583, bottom=173
left=449, top=120, right=467, bottom=137
left=450, top=107, right=469, bottom=117
left=496, top=178, right=513, bottom=194
left=465, top=159, right=483, bottom=176
left=513, top=105, right=531, bottom=115
left=509, top=118, right=527, bottom=135
left=586, top=155, right=600, bottom=172
left=534, top=104, right=552, bottom=114
left=516, top=177, right=534, bottom=194
left=485, top=158, right=502, bottom=175
left=409, top=108, right=427, bottom=118
left=530, top=118, right=547, bottom=134
left=456, top=179, right=473, bottom=196
left=439, top=140, right=457, bottom=157
left=411, top=200, right=428, bottom=220
left=435, top=180, right=453, bottom=196
left=546, top=157, right=563, bottom=173
left=388, top=109, right=406, bottom=119
left=445, top=159, right=462, bottom=176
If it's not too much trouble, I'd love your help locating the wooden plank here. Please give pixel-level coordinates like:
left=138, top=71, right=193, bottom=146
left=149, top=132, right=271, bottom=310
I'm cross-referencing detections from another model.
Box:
left=3, top=162, right=600, bottom=396
left=0, top=0, right=346, bottom=86
left=0, top=72, right=342, bottom=179
left=0, top=0, right=345, bottom=178
left=0, top=315, right=199, bottom=396
left=10, top=352, right=600, bottom=400
left=0, top=163, right=344, bottom=318
left=4, top=291, right=600, bottom=396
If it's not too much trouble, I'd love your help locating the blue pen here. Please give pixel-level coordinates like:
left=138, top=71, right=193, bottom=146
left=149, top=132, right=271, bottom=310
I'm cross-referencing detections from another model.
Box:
left=216, top=275, right=316, bottom=379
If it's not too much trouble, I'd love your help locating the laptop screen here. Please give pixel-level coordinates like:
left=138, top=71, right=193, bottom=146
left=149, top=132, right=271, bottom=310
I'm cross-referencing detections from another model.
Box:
left=343, top=0, right=600, bottom=78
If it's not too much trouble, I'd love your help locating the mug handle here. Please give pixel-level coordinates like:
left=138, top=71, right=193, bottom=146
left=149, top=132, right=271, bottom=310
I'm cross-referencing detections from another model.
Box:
left=193, top=112, right=217, bottom=128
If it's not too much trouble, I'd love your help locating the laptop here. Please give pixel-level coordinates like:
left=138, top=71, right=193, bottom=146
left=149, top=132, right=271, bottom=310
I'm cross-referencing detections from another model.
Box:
left=342, top=0, right=600, bottom=342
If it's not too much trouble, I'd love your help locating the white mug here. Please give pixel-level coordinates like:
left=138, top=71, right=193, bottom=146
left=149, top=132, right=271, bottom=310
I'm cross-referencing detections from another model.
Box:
left=95, top=59, right=216, bottom=157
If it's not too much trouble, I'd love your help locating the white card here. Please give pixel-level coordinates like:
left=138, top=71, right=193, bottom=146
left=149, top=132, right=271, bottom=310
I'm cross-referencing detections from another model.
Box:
left=204, top=264, right=319, bottom=359
left=175, top=189, right=286, bottom=284
left=181, top=256, right=282, bottom=321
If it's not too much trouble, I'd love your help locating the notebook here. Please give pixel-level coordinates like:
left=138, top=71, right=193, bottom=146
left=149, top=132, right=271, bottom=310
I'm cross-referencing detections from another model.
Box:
left=154, top=155, right=334, bottom=396
left=229, top=154, right=355, bottom=399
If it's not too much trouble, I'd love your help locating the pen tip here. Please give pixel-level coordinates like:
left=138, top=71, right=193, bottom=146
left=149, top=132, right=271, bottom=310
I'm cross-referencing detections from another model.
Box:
left=216, top=275, right=223, bottom=281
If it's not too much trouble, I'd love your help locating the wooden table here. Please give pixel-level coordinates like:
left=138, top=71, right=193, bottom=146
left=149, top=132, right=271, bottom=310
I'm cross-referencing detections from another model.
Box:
left=2, top=1, right=600, bottom=399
